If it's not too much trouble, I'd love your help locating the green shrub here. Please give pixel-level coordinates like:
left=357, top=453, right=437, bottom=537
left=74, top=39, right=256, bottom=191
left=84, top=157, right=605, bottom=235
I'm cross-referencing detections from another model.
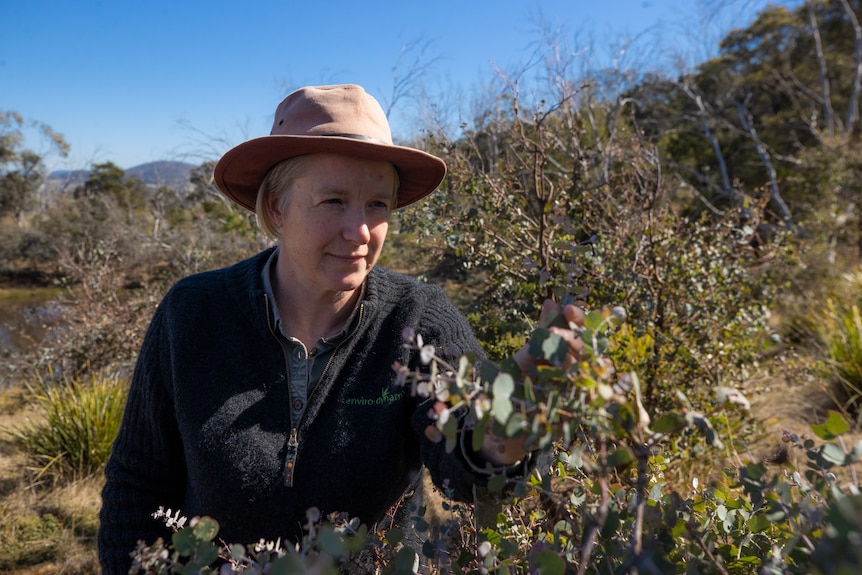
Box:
left=0, top=512, right=62, bottom=569
left=10, top=369, right=128, bottom=481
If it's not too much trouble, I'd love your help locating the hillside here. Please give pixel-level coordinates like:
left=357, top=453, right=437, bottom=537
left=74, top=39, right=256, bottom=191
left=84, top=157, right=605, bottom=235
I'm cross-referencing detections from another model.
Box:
left=49, top=160, right=196, bottom=192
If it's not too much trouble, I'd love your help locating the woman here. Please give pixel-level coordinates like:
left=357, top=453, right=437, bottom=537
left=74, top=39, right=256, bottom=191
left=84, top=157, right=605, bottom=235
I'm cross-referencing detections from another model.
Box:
left=98, top=84, right=583, bottom=573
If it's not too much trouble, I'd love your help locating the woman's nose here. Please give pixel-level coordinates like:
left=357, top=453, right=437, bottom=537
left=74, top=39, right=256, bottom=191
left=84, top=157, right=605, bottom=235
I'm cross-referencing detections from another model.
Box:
left=343, top=210, right=372, bottom=244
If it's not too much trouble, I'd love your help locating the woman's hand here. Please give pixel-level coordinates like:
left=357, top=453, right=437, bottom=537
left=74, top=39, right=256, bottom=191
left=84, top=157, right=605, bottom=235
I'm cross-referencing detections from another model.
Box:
left=513, top=298, right=586, bottom=374
left=478, top=299, right=586, bottom=466
left=479, top=430, right=531, bottom=466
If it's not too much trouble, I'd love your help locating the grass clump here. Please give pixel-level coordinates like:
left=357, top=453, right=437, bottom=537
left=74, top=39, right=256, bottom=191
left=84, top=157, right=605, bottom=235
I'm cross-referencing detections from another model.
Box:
left=820, top=299, right=862, bottom=427
left=10, top=369, right=128, bottom=482
left=0, top=511, right=62, bottom=569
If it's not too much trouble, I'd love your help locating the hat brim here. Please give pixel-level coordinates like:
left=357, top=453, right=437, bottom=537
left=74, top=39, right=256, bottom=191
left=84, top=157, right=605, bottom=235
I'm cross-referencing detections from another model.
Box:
left=213, top=135, right=447, bottom=212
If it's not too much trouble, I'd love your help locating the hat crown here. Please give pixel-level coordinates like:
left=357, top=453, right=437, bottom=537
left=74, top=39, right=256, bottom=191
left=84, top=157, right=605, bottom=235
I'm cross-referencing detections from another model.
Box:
left=271, top=84, right=393, bottom=144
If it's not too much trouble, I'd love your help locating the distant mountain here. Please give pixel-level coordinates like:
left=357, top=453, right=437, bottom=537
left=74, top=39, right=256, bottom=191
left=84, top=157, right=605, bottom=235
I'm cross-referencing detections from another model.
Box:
left=126, top=161, right=197, bottom=191
left=48, top=161, right=197, bottom=193
left=47, top=169, right=89, bottom=188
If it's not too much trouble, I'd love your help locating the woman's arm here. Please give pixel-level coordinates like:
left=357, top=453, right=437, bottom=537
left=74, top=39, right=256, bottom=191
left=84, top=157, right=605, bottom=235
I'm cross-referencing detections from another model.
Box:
left=98, top=304, right=186, bottom=575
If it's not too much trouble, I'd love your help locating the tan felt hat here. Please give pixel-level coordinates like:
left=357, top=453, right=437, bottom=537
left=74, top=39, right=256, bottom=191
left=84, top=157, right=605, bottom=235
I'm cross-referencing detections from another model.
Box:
left=214, top=84, right=446, bottom=212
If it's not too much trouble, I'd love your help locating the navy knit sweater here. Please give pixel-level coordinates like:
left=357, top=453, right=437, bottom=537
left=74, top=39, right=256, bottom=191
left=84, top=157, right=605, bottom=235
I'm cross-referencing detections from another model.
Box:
left=98, top=248, right=506, bottom=573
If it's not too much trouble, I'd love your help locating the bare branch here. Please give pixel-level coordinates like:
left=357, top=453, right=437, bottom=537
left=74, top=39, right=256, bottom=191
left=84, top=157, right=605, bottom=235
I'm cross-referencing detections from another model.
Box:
left=381, top=36, right=441, bottom=118
left=171, top=118, right=252, bottom=165
left=778, top=64, right=833, bottom=138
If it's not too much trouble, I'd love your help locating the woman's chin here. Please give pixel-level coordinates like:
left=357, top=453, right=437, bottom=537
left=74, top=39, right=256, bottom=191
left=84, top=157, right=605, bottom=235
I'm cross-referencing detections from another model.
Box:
left=328, top=272, right=369, bottom=294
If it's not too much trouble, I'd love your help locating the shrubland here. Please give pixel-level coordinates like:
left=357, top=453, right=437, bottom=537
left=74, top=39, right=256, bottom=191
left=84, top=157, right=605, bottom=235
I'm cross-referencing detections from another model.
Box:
left=2, top=1, right=862, bottom=573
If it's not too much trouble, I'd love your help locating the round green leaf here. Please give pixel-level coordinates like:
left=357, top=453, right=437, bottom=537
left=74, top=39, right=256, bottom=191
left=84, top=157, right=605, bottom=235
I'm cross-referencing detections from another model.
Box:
left=492, top=373, right=515, bottom=425
left=820, top=442, right=847, bottom=467
left=318, top=526, right=346, bottom=558
left=746, top=514, right=771, bottom=533
left=653, top=412, right=687, bottom=433
left=489, top=473, right=508, bottom=493
left=812, top=410, right=850, bottom=440
left=172, top=529, right=196, bottom=555
left=191, top=516, right=219, bottom=541
left=531, top=550, right=566, bottom=575
left=606, top=447, right=634, bottom=470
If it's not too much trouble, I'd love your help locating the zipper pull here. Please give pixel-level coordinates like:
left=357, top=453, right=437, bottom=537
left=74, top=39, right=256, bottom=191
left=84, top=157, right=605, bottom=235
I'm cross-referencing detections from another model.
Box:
left=284, top=428, right=299, bottom=487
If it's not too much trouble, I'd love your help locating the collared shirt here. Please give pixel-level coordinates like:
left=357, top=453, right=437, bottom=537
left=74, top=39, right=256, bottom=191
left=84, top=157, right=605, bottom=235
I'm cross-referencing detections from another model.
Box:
left=261, top=248, right=362, bottom=425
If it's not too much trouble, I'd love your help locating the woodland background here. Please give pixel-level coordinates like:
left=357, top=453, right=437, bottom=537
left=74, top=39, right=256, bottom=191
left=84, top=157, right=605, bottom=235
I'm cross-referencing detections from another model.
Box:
left=2, top=1, right=862, bottom=573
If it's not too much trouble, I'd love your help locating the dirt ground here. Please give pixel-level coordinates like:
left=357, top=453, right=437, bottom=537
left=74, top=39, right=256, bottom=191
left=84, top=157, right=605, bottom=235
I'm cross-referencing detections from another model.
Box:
left=746, top=360, right=862, bottom=487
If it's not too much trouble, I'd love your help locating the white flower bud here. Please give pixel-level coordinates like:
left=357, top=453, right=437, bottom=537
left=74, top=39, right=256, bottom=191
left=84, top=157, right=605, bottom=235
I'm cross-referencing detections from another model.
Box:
left=420, top=344, right=435, bottom=365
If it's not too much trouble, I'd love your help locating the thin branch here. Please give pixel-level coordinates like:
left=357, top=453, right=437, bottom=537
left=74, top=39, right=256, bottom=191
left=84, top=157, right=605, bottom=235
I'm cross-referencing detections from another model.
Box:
left=662, top=159, right=734, bottom=200
left=383, top=36, right=442, bottom=118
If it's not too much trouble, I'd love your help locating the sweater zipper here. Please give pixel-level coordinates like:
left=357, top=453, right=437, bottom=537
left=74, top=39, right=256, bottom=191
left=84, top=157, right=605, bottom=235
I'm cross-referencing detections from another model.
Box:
left=284, top=428, right=299, bottom=486
left=265, top=294, right=366, bottom=487
left=263, top=294, right=300, bottom=487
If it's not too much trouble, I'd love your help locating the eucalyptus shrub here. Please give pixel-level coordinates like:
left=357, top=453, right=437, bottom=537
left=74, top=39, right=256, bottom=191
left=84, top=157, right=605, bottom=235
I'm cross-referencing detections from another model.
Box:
left=591, top=208, right=783, bottom=412
left=19, top=175, right=265, bottom=378
left=401, top=81, right=785, bottom=415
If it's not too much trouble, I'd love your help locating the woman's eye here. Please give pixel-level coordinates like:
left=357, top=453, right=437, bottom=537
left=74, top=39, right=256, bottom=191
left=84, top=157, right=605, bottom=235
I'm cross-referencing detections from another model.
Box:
left=322, top=198, right=343, bottom=205
left=370, top=201, right=390, bottom=210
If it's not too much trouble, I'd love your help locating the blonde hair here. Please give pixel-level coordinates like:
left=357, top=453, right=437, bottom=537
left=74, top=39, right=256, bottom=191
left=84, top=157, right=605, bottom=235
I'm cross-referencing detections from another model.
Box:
left=255, top=155, right=317, bottom=240
left=255, top=154, right=401, bottom=240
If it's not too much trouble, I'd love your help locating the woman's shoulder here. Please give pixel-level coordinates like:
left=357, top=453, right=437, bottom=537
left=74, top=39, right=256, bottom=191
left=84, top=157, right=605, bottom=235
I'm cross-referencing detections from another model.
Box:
left=365, top=267, right=466, bottom=324
left=367, top=266, right=447, bottom=300
left=171, top=249, right=271, bottom=291
left=366, top=267, right=482, bottom=357
left=159, top=249, right=273, bottom=311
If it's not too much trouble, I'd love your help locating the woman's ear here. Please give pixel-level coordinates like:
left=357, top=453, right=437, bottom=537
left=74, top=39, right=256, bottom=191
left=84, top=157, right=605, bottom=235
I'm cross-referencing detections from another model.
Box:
left=265, top=190, right=283, bottom=223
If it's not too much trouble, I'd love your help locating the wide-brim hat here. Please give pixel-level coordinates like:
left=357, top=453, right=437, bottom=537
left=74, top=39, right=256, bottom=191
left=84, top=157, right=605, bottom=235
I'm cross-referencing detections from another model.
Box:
left=213, top=84, right=446, bottom=212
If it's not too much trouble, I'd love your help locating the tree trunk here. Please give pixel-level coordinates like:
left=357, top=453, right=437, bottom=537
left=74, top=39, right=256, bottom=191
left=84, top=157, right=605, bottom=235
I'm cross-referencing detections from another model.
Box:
left=736, top=98, right=794, bottom=229
left=808, top=1, right=835, bottom=135
left=839, top=0, right=862, bottom=133
left=680, top=83, right=738, bottom=202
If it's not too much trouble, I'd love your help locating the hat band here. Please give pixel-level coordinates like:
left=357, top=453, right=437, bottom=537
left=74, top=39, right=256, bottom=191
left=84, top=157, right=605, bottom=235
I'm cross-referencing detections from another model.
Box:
left=322, top=133, right=390, bottom=145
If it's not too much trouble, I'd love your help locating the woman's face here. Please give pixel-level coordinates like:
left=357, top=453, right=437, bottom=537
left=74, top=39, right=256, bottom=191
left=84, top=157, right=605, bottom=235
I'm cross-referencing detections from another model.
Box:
left=269, top=153, right=396, bottom=298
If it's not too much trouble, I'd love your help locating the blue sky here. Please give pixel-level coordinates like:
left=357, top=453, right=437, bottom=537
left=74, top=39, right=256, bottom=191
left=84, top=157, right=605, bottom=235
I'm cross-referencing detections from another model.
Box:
left=2, top=0, right=802, bottom=170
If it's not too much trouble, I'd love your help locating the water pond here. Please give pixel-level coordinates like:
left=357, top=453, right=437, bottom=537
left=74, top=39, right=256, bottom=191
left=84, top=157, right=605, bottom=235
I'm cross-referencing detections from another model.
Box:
left=0, top=287, right=64, bottom=357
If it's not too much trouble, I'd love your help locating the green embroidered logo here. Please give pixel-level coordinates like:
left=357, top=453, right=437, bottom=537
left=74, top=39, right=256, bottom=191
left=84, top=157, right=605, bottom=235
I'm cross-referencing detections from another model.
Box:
left=345, top=387, right=405, bottom=406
